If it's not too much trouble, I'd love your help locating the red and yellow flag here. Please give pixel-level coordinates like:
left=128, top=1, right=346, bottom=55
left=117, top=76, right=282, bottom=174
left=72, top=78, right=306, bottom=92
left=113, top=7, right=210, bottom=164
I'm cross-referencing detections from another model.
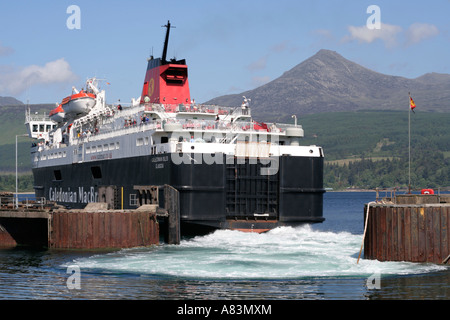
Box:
left=410, top=96, right=416, bottom=113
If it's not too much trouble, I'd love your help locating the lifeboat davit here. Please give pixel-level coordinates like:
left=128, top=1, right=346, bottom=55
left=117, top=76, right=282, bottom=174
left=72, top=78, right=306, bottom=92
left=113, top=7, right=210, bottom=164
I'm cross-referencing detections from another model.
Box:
left=49, top=104, right=65, bottom=123
left=61, top=90, right=96, bottom=117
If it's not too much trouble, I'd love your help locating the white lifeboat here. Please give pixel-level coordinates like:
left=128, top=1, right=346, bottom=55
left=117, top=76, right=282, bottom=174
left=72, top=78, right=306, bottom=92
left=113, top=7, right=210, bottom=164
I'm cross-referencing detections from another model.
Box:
left=61, top=90, right=96, bottom=117
left=49, top=104, right=65, bottom=123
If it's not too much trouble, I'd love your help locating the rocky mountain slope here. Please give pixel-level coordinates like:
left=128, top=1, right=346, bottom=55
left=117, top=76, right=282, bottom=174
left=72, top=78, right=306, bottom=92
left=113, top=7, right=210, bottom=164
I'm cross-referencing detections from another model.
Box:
left=206, top=49, right=450, bottom=122
left=0, top=96, right=23, bottom=106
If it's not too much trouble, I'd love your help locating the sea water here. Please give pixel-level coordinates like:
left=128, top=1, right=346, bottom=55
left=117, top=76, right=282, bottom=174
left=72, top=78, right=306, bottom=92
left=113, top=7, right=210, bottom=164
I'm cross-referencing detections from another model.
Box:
left=0, top=192, right=449, bottom=300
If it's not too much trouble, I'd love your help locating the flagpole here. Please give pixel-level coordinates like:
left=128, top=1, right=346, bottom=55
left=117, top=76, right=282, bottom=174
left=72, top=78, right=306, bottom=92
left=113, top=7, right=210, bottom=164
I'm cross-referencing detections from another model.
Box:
left=408, top=92, right=411, bottom=194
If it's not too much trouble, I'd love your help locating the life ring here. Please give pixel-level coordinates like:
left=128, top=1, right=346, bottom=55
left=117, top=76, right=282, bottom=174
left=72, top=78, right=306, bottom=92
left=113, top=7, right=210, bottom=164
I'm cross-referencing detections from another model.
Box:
left=421, top=189, right=434, bottom=195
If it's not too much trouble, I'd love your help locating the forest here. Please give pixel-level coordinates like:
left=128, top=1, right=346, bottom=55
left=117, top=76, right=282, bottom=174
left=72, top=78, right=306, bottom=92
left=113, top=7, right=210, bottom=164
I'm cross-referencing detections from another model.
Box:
left=324, top=146, right=450, bottom=190
left=0, top=174, right=34, bottom=192
left=302, top=110, right=450, bottom=191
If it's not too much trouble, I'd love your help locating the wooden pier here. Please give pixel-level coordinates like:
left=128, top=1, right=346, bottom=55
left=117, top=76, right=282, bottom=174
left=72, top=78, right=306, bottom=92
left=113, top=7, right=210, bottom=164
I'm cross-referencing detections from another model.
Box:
left=0, top=185, right=180, bottom=249
left=363, top=193, right=450, bottom=264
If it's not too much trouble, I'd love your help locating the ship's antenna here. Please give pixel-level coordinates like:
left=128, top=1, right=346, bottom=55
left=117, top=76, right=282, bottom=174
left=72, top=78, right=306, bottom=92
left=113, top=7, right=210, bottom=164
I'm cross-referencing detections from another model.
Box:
left=161, top=20, right=175, bottom=64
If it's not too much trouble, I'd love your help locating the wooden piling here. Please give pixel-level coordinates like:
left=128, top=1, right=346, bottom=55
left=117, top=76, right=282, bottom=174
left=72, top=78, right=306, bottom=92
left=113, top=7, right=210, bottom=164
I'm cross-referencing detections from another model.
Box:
left=134, top=184, right=181, bottom=244
left=164, top=185, right=180, bottom=245
left=364, top=196, right=450, bottom=264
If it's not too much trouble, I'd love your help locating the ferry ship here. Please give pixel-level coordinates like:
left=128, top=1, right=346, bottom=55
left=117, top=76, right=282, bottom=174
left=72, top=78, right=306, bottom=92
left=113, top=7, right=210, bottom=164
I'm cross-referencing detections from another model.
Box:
left=25, top=21, right=325, bottom=234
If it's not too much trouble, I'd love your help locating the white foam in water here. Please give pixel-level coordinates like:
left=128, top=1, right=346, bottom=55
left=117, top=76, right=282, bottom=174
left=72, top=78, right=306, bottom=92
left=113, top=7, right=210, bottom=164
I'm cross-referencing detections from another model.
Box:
left=71, top=226, right=446, bottom=279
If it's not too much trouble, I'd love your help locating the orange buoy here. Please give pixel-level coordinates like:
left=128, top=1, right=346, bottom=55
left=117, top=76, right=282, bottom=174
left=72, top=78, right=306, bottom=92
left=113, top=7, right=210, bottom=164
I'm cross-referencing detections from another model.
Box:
left=421, top=189, right=434, bottom=195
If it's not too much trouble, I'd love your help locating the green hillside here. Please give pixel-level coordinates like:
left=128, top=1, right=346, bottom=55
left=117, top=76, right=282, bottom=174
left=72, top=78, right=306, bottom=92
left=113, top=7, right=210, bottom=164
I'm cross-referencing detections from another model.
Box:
left=0, top=106, right=29, bottom=146
left=0, top=104, right=52, bottom=172
left=299, top=110, right=450, bottom=190
left=300, top=110, right=450, bottom=160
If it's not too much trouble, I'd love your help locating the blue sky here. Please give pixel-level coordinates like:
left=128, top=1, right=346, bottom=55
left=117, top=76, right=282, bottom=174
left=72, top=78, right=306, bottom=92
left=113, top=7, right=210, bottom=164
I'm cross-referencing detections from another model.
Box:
left=0, top=0, right=449, bottom=105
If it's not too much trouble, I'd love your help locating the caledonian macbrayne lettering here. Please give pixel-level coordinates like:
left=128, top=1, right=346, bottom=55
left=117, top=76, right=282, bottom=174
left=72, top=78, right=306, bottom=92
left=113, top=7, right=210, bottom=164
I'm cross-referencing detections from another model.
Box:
left=49, top=186, right=98, bottom=204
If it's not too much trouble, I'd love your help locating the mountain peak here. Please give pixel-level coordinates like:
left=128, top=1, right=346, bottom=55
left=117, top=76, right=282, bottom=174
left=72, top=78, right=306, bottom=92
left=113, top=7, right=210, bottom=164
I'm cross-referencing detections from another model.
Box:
left=206, top=49, right=450, bottom=120
left=314, top=49, right=341, bottom=56
left=309, top=49, right=348, bottom=63
left=282, top=48, right=364, bottom=82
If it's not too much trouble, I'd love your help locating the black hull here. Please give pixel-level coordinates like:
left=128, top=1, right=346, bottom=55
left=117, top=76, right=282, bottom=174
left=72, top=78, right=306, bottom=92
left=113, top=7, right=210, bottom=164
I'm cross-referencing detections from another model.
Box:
left=33, top=153, right=324, bottom=234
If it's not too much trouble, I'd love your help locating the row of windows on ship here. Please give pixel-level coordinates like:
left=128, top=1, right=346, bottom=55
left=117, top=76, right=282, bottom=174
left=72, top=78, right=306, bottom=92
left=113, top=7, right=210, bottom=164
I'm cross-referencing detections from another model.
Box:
left=36, top=137, right=156, bottom=162
left=32, top=123, right=57, bottom=133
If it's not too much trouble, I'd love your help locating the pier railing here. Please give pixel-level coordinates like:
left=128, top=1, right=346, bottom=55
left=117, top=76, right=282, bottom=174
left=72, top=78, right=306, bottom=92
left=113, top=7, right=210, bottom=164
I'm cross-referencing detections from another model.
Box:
left=143, top=103, right=236, bottom=116
left=1, top=195, right=48, bottom=210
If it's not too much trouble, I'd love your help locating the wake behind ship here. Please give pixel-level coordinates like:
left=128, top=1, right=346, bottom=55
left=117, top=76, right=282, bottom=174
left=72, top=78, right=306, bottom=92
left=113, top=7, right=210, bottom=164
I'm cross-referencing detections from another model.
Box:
left=25, top=21, right=325, bottom=234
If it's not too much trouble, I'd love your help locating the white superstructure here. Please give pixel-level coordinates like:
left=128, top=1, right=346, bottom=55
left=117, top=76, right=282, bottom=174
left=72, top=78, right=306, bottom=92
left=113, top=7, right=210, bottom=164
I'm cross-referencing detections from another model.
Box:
left=25, top=78, right=323, bottom=171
